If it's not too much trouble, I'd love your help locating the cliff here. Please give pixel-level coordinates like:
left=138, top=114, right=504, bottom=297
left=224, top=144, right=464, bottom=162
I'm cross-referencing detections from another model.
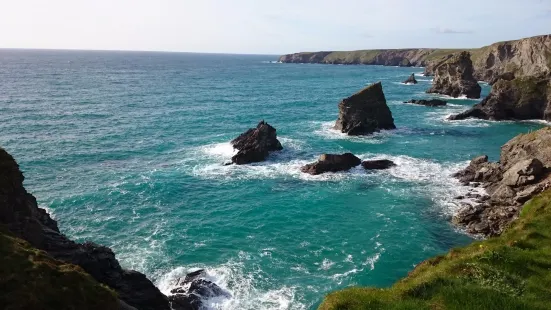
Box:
left=279, top=34, right=551, bottom=83
left=426, top=51, right=481, bottom=99
left=0, top=147, right=169, bottom=310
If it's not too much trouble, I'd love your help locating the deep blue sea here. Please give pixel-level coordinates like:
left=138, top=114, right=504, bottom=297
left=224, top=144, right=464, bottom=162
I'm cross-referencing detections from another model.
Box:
left=0, top=50, right=545, bottom=309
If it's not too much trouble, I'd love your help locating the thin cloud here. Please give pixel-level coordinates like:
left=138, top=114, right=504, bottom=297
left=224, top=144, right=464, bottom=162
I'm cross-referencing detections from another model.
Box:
left=431, top=27, right=474, bottom=34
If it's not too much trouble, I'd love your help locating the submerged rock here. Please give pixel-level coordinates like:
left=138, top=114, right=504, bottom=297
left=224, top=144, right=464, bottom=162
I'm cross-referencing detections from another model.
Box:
left=449, top=76, right=551, bottom=121
left=334, top=82, right=396, bottom=135
left=452, top=127, right=551, bottom=236
left=168, top=269, right=231, bottom=310
left=361, top=159, right=396, bottom=170
left=301, top=153, right=362, bottom=175
left=231, top=121, right=283, bottom=165
left=427, top=51, right=481, bottom=99
left=403, top=73, right=418, bottom=84
left=404, top=99, right=447, bottom=107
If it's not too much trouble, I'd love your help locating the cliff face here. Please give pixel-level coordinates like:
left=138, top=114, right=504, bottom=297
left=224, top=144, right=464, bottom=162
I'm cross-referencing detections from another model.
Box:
left=450, top=76, right=551, bottom=121
left=0, top=148, right=169, bottom=310
left=279, top=34, right=551, bottom=83
left=426, top=51, right=482, bottom=99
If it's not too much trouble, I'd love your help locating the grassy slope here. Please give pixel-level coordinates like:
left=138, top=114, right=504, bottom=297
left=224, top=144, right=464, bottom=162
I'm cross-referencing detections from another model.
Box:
left=319, top=190, right=551, bottom=310
left=0, top=228, right=120, bottom=310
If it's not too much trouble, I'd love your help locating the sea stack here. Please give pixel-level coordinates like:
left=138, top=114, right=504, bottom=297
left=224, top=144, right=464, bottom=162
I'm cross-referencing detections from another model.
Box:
left=403, top=73, right=418, bottom=84
left=404, top=99, right=447, bottom=107
left=449, top=75, right=551, bottom=121
left=334, top=82, right=396, bottom=135
left=301, top=153, right=362, bottom=175
left=231, top=121, right=283, bottom=165
left=427, top=51, right=481, bottom=99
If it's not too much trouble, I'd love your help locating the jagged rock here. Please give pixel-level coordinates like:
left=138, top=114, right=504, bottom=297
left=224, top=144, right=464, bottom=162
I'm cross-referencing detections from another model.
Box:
left=334, top=82, right=396, bottom=135
left=0, top=148, right=170, bottom=310
left=301, top=153, right=362, bottom=175
left=449, top=76, right=551, bottom=121
left=403, top=73, right=418, bottom=84
left=361, top=159, right=396, bottom=170
left=427, top=51, right=481, bottom=99
left=231, top=121, right=283, bottom=165
left=452, top=127, right=551, bottom=237
left=404, top=99, right=447, bottom=107
left=168, top=270, right=231, bottom=310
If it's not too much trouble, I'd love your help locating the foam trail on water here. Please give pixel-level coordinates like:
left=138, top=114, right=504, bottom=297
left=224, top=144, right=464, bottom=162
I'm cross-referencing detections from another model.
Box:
left=312, top=121, right=389, bottom=144
left=157, top=261, right=307, bottom=310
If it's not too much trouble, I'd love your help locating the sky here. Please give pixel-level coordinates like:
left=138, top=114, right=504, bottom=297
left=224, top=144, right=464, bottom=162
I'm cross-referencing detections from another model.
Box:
left=0, top=0, right=550, bottom=54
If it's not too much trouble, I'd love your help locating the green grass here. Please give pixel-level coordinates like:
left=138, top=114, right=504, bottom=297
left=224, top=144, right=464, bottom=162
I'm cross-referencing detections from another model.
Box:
left=319, top=190, right=551, bottom=310
left=0, top=227, right=120, bottom=310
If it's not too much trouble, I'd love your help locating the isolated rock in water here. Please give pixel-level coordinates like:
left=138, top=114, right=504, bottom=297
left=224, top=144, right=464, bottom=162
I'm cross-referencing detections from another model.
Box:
left=403, top=73, right=418, bottom=84
left=168, top=269, right=231, bottom=310
left=427, top=51, right=481, bottom=99
left=301, top=153, right=362, bottom=175
left=231, top=121, right=283, bottom=165
left=361, top=159, right=396, bottom=170
left=452, top=127, right=551, bottom=236
left=449, top=76, right=551, bottom=121
left=334, top=82, right=396, bottom=135
left=405, top=99, right=447, bottom=107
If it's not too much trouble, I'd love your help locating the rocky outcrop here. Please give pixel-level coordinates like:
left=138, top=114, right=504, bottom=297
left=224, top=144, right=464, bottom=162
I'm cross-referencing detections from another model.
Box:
left=279, top=49, right=440, bottom=66
left=403, top=74, right=418, bottom=84
left=426, top=51, right=481, bottom=99
left=168, top=269, right=231, bottom=310
left=452, top=127, right=551, bottom=236
left=361, top=160, right=396, bottom=170
left=0, top=148, right=170, bottom=310
left=301, top=153, right=361, bottom=175
left=231, top=121, right=283, bottom=164
left=404, top=99, right=447, bottom=107
left=449, top=76, right=551, bottom=121
left=334, top=82, right=396, bottom=135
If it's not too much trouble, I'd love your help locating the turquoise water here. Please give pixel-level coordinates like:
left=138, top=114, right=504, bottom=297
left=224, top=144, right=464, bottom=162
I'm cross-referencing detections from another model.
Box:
left=0, top=50, right=545, bottom=309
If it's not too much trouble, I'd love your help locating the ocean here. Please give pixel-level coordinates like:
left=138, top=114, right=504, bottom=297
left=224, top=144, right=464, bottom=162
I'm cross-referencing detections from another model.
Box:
left=0, top=50, right=544, bottom=309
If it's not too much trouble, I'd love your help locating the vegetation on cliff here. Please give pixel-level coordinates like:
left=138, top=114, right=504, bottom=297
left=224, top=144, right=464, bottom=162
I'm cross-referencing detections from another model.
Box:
left=319, top=190, right=551, bottom=310
left=0, top=227, right=120, bottom=310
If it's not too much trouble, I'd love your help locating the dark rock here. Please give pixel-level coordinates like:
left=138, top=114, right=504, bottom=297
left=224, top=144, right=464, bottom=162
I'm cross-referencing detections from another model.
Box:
left=404, top=99, right=447, bottom=107
left=0, top=148, right=170, bottom=310
left=168, top=270, right=231, bottom=310
left=449, top=76, right=551, bottom=121
left=231, top=121, right=283, bottom=165
left=301, top=153, right=362, bottom=175
left=334, top=82, right=396, bottom=135
left=361, top=159, right=396, bottom=170
left=403, top=73, right=418, bottom=84
left=427, top=51, right=481, bottom=99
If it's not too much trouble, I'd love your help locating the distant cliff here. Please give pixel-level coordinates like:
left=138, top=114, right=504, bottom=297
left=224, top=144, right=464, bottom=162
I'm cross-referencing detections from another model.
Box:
left=279, top=34, right=551, bottom=83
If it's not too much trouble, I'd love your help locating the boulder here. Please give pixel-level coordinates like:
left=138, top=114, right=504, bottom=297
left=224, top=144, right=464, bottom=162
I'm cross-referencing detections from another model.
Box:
left=334, top=82, right=396, bottom=135
left=301, top=153, right=362, bottom=175
left=404, top=99, right=447, bottom=107
left=427, top=51, right=481, bottom=99
left=361, top=159, right=396, bottom=170
left=449, top=76, right=551, bottom=121
left=403, top=73, right=418, bottom=84
left=231, top=121, right=283, bottom=165
left=501, top=158, right=544, bottom=187
left=168, top=270, right=231, bottom=310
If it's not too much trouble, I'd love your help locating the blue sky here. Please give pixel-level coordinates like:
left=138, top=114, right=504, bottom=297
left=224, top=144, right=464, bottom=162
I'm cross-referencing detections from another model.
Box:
left=0, top=0, right=549, bottom=54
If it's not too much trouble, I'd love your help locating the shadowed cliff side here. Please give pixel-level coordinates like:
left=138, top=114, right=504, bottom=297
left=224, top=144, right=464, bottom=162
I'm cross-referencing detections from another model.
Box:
left=0, top=148, right=170, bottom=310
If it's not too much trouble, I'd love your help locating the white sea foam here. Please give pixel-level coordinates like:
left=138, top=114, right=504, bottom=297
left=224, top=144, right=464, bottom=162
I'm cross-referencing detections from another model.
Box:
left=40, top=204, right=55, bottom=218
left=157, top=261, right=307, bottom=310
left=362, top=252, right=381, bottom=271
left=312, top=121, right=389, bottom=143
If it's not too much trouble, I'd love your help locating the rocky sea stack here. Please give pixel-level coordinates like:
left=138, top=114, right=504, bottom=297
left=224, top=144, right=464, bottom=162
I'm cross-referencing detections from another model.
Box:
left=231, top=121, right=283, bottom=165
left=452, top=127, right=551, bottom=236
left=169, top=269, right=231, bottom=310
left=0, top=148, right=170, bottom=310
left=450, top=76, right=551, bottom=121
left=334, top=82, right=396, bottom=135
left=427, top=51, right=482, bottom=99
left=301, top=153, right=362, bottom=175
left=403, top=73, right=418, bottom=84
